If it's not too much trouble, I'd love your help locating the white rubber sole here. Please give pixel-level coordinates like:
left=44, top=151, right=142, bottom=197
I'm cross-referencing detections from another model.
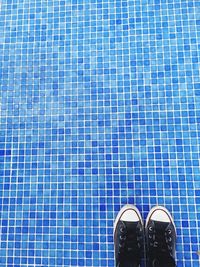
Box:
left=114, top=204, right=143, bottom=235
left=145, top=206, right=176, bottom=235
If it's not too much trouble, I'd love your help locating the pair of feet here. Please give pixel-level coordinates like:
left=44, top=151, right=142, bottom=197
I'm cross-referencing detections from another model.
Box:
left=114, top=205, right=176, bottom=267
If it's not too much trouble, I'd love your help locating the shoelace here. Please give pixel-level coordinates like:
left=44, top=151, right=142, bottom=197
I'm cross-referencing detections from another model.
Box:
left=148, top=226, right=176, bottom=267
left=149, top=226, right=173, bottom=254
left=118, top=222, right=142, bottom=258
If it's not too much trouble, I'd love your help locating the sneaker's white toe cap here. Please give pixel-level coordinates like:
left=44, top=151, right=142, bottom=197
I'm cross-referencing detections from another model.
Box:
left=121, top=209, right=140, bottom=222
left=150, top=209, right=170, bottom=223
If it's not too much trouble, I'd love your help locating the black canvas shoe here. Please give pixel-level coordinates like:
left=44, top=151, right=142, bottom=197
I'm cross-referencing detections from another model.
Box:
left=145, top=206, right=177, bottom=267
left=114, top=205, right=144, bottom=267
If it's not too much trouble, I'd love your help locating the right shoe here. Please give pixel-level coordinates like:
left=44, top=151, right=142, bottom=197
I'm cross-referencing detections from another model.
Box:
left=145, top=206, right=177, bottom=267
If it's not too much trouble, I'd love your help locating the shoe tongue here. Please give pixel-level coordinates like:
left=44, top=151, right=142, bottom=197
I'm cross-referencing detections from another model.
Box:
left=153, top=220, right=169, bottom=231
left=123, top=221, right=138, bottom=231
left=122, top=221, right=139, bottom=239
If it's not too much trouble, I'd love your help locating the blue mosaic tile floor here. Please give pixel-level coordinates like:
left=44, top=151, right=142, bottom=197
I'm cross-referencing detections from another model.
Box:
left=0, top=0, right=200, bottom=266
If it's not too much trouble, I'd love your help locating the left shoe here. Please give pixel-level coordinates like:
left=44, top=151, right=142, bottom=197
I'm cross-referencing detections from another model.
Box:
left=114, top=204, right=144, bottom=267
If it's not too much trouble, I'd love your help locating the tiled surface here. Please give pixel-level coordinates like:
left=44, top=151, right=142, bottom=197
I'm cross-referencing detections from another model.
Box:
left=0, top=0, right=200, bottom=266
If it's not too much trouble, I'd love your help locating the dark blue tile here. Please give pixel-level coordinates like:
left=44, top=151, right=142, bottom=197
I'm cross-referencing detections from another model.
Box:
left=0, top=0, right=199, bottom=266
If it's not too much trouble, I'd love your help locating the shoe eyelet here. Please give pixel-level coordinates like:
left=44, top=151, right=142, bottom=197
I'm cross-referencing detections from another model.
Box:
left=168, top=237, right=172, bottom=242
left=120, top=235, right=126, bottom=241
left=168, top=229, right=172, bottom=234
left=149, top=226, right=153, bottom=232
left=153, top=241, right=158, bottom=247
left=120, top=226, right=125, bottom=233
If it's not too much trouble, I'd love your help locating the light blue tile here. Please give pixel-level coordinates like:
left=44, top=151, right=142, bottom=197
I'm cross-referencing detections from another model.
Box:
left=0, top=0, right=200, bottom=266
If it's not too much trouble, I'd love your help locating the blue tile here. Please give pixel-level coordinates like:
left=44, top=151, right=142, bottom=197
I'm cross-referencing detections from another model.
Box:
left=0, top=0, right=200, bottom=266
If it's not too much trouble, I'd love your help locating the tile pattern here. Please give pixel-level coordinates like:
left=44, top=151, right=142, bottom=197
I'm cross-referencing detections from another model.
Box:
left=0, top=0, right=200, bottom=266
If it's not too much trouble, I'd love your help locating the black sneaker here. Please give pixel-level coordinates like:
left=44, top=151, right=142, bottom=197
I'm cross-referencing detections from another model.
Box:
left=145, top=206, right=177, bottom=267
left=114, top=204, right=144, bottom=267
